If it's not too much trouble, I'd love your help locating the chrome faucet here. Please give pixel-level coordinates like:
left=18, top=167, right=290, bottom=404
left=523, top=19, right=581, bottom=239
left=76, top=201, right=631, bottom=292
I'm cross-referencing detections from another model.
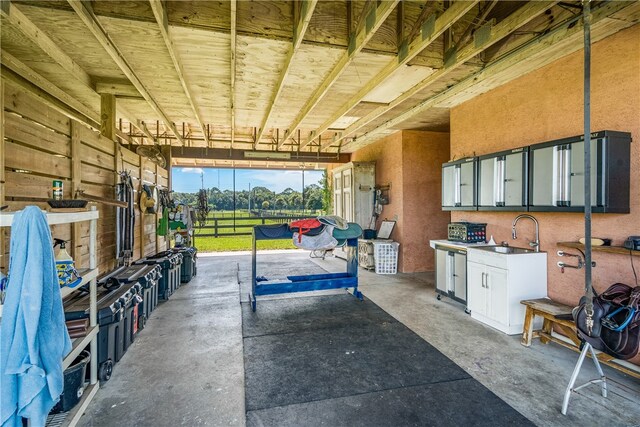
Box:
left=512, top=214, right=540, bottom=252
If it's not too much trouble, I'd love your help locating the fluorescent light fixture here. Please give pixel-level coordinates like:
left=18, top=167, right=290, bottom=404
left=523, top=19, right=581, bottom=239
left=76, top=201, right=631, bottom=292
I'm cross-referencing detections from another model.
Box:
left=244, top=151, right=291, bottom=160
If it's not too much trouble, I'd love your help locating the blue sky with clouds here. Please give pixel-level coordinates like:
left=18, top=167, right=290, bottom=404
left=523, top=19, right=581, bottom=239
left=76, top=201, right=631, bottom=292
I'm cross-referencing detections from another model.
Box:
left=172, top=167, right=324, bottom=193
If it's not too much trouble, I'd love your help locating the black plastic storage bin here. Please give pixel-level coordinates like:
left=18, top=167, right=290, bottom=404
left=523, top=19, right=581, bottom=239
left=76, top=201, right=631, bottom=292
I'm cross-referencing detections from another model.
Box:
left=135, top=251, right=182, bottom=300
left=101, top=264, right=161, bottom=330
left=171, top=247, right=197, bottom=283
left=65, top=281, right=142, bottom=381
left=50, top=351, right=90, bottom=414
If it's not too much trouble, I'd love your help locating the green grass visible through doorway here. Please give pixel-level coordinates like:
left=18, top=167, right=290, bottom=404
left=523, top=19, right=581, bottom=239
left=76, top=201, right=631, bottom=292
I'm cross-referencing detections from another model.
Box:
left=193, top=235, right=297, bottom=252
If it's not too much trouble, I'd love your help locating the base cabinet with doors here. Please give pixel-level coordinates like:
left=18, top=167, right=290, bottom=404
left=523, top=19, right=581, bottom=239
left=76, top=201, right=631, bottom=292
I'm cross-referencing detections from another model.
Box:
left=466, top=248, right=547, bottom=335
left=435, top=245, right=468, bottom=307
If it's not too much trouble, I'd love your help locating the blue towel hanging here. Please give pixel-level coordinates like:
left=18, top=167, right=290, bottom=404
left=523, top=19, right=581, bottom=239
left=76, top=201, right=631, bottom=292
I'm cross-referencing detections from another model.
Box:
left=0, top=206, right=72, bottom=427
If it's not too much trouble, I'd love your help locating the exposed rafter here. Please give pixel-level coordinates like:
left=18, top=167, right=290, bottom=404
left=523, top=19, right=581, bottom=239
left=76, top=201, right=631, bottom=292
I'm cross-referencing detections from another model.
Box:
left=346, top=0, right=628, bottom=150
left=0, top=1, right=154, bottom=141
left=253, top=0, right=318, bottom=150
left=277, top=0, right=400, bottom=150
left=67, top=0, right=186, bottom=145
left=230, top=0, right=237, bottom=149
left=149, top=0, right=210, bottom=147
left=333, top=0, right=559, bottom=150
left=302, top=0, right=480, bottom=150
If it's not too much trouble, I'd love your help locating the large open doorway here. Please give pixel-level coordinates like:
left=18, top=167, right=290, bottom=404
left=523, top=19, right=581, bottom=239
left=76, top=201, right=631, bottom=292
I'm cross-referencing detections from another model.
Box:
left=170, top=167, right=329, bottom=252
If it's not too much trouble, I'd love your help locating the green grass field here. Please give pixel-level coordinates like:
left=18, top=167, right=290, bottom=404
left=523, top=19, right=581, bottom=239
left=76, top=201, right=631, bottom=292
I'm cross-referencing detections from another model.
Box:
left=193, top=235, right=297, bottom=252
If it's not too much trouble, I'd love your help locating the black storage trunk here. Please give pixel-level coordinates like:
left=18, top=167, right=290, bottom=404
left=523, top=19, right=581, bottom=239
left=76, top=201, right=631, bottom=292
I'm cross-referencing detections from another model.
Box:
left=135, top=251, right=182, bottom=300
left=65, top=281, right=142, bottom=381
left=50, top=350, right=90, bottom=414
left=171, top=247, right=197, bottom=283
left=100, top=264, right=161, bottom=326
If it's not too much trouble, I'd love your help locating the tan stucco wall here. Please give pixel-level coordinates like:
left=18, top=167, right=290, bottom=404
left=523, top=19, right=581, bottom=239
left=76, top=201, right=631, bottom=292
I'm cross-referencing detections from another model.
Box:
left=351, top=130, right=450, bottom=272
left=401, top=131, right=451, bottom=272
left=450, top=25, right=640, bottom=307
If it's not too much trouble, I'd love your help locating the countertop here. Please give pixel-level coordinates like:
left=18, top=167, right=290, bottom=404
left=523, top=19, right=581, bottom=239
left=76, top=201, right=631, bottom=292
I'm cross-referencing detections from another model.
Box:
left=429, top=239, right=489, bottom=251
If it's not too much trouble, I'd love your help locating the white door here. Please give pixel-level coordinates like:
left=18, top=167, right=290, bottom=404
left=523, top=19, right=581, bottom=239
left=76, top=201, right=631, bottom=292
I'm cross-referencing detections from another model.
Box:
left=342, top=168, right=353, bottom=222
left=486, top=265, right=509, bottom=325
left=466, top=261, right=486, bottom=316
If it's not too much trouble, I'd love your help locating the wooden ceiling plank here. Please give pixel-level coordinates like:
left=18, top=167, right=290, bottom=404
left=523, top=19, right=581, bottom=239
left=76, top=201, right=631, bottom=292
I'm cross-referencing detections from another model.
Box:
left=1, top=1, right=93, bottom=89
left=230, top=0, right=237, bottom=149
left=277, top=0, right=400, bottom=150
left=149, top=0, right=210, bottom=147
left=347, top=0, right=631, bottom=150
left=334, top=0, right=559, bottom=149
left=310, top=0, right=480, bottom=150
left=67, top=0, right=186, bottom=145
left=253, top=0, right=318, bottom=150
left=405, top=1, right=439, bottom=45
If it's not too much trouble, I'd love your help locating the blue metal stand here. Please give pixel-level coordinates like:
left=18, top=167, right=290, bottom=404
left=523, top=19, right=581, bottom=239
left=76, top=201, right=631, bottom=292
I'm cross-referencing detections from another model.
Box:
left=250, top=224, right=362, bottom=311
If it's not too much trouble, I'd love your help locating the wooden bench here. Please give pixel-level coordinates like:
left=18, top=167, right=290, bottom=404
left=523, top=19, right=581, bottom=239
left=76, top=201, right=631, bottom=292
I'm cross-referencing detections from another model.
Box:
left=521, top=298, right=640, bottom=379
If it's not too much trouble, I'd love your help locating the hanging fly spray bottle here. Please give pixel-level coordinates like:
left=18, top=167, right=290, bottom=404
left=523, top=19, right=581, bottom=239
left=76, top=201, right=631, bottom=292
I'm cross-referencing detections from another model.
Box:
left=53, top=238, right=82, bottom=288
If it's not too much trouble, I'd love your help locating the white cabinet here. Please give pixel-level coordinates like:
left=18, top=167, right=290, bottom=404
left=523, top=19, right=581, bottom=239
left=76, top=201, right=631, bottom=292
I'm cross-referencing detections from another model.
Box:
left=467, top=248, right=547, bottom=335
left=477, top=148, right=528, bottom=210
left=467, top=262, right=508, bottom=326
left=442, top=158, right=477, bottom=210
left=332, top=162, right=375, bottom=228
left=435, top=246, right=467, bottom=305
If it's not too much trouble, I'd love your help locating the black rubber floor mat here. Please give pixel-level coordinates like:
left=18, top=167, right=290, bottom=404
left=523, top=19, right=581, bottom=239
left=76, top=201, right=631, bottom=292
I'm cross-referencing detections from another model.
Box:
left=247, top=379, right=533, bottom=427
left=242, top=293, right=394, bottom=337
left=242, top=294, right=532, bottom=425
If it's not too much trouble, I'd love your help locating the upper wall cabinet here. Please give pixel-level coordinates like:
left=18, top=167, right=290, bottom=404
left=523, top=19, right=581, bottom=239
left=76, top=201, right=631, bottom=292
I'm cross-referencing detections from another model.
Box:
left=442, top=158, right=477, bottom=211
left=478, top=148, right=528, bottom=210
left=529, top=130, right=631, bottom=213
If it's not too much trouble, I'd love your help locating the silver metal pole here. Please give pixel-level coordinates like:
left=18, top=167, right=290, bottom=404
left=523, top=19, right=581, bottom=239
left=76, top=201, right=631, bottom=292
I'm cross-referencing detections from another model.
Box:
left=583, top=0, right=594, bottom=319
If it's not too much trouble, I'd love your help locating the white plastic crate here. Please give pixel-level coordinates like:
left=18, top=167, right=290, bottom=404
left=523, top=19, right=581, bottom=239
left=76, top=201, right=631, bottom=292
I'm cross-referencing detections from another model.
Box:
left=374, top=241, right=399, bottom=274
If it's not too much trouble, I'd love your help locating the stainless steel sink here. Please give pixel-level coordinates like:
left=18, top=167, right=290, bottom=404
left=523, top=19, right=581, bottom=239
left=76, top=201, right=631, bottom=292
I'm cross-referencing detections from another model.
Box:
left=476, top=245, right=535, bottom=254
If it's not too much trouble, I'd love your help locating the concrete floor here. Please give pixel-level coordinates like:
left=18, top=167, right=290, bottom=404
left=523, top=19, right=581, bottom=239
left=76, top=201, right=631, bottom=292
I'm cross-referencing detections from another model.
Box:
left=79, top=251, right=640, bottom=427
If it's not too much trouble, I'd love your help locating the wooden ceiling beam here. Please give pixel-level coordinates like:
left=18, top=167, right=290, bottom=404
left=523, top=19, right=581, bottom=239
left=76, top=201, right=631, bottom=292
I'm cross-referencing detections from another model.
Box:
left=67, top=0, right=186, bottom=145
left=0, top=49, right=98, bottom=124
left=170, top=147, right=350, bottom=165
left=95, top=78, right=140, bottom=97
left=309, top=0, right=480, bottom=150
left=346, top=0, right=631, bottom=150
left=334, top=0, right=559, bottom=150
left=149, top=0, right=210, bottom=147
left=277, top=0, right=400, bottom=150
left=230, top=0, right=237, bottom=149
left=253, top=0, right=318, bottom=150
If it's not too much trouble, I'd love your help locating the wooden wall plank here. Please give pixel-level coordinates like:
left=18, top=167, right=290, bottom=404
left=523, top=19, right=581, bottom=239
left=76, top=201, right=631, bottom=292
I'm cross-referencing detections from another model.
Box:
left=81, top=163, right=115, bottom=186
left=141, top=169, right=156, bottom=184
left=5, top=141, right=72, bottom=178
left=157, top=174, right=168, bottom=187
left=4, top=113, right=71, bottom=156
left=3, top=83, right=71, bottom=135
left=157, top=167, right=168, bottom=178
left=121, top=146, right=140, bottom=166
left=78, top=125, right=116, bottom=156
left=80, top=143, right=115, bottom=170
left=4, top=171, right=71, bottom=199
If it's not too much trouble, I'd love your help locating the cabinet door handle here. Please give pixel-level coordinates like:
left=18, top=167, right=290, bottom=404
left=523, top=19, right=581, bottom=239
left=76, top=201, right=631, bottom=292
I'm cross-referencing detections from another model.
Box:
left=481, top=272, right=485, bottom=288
left=485, top=273, right=489, bottom=289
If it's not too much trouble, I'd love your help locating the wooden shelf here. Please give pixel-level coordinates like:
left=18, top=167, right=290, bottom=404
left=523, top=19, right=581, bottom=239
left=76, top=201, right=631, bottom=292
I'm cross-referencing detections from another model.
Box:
left=63, top=326, right=98, bottom=370
left=557, top=242, right=640, bottom=256
left=60, top=268, right=99, bottom=299
left=45, top=382, right=100, bottom=427
left=0, top=210, right=98, bottom=227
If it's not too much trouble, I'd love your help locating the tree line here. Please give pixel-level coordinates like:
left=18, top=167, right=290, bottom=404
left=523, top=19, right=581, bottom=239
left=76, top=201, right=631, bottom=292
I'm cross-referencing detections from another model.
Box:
left=173, top=181, right=328, bottom=212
